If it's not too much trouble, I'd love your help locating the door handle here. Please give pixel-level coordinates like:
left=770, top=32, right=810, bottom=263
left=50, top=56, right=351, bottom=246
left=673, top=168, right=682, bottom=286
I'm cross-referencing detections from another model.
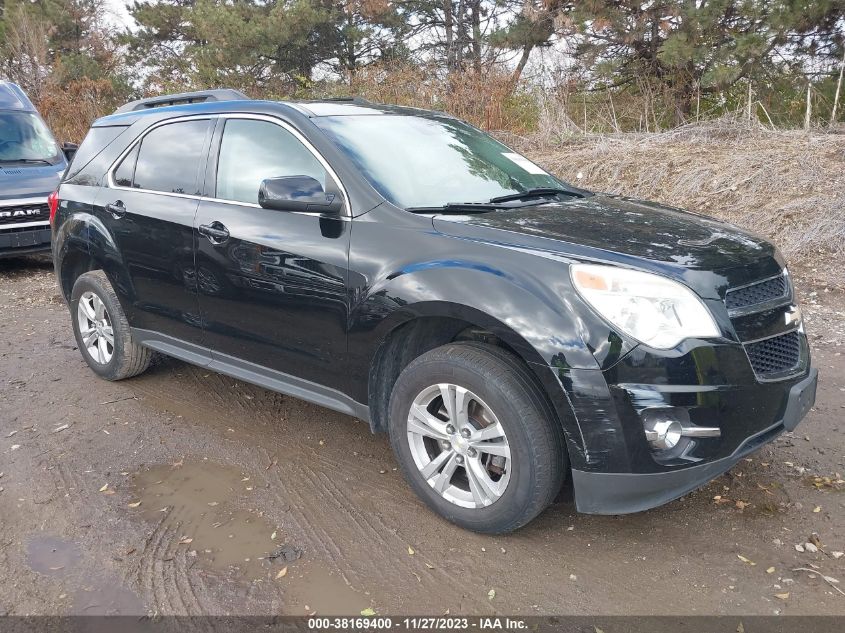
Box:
left=105, top=201, right=126, bottom=219
left=198, top=222, right=230, bottom=244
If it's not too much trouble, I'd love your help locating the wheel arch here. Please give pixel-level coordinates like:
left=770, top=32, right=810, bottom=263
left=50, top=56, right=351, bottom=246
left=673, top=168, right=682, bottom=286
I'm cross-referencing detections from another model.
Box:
left=365, top=302, right=579, bottom=451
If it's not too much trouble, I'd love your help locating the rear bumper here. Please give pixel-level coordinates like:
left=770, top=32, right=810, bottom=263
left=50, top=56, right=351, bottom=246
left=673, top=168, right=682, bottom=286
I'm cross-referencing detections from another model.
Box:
left=571, top=367, right=817, bottom=514
left=0, top=226, right=51, bottom=257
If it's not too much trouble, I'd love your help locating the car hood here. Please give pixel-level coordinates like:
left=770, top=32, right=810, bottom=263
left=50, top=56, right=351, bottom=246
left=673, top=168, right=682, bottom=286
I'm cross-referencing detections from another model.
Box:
left=0, top=163, right=65, bottom=201
left=432, top=194, right=784, bottom=296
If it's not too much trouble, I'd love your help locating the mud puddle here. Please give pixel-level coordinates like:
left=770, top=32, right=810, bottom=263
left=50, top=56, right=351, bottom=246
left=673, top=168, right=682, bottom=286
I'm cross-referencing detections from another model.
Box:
left=26, top=536, right=82, bottom=577
left=282, top=565, right=371, bottom=615
left=132, top=460, right=286, bottom=579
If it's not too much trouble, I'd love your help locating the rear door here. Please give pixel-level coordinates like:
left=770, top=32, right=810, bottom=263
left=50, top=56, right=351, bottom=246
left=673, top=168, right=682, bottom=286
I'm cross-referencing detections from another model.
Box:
left=96, top=117, right=213, bottom=345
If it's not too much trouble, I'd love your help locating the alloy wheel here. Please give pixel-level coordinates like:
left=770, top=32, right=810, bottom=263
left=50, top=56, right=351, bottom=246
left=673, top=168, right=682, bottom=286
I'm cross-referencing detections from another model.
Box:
left=76, top=290, right=115, bottom=364
left=406, top=383, right=511, bottom=509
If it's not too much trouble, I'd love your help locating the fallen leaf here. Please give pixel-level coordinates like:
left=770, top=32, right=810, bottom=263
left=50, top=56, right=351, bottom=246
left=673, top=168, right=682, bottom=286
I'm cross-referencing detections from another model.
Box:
left=737, top=554, right=756, bottom=566
left=98, top=483, right=109, bottom=492
left=207, top=502, right=218, bottom=507
left=424, top=562, right=434, bottom=569
left=360, top=608, right=376, bottom=616
left=275, top=567, right=288, bottom=579
left=408, top=546, right=415, bottom=556
left=271, top=531, right=277, bottom=540
left=735, top=500, right=750, bottom=510
left=775, top=592, right=790, bottom=600
left=178, top=537, right=193, bottom=545
left=53, top=424, right=69, bottom=433
left=487, top=588, right=496, bottom=600
left=813, top=506, right=821, bottom=513
left=127, top=501, right=141, bottom=508
left=823, top=575, right=840, bottom=585
left=766, top=567, right=775, bottom=574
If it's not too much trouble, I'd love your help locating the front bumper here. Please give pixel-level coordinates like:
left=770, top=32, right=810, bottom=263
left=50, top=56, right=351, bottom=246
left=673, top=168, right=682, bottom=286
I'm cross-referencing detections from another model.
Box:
left=571, top=366, right=817, bottom=514
left=0, top=226, right=51, bottom=257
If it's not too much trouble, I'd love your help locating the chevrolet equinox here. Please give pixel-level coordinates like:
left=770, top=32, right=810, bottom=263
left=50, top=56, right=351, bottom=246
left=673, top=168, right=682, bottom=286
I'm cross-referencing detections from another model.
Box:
left=51, top=90, right=817, bottom=533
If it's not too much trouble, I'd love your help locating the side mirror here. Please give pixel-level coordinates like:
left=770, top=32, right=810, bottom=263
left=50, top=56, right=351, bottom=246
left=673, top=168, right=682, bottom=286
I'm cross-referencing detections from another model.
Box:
left=61, top=142, right=79, bottom=162
left=258, top=175, right=343, bottom=215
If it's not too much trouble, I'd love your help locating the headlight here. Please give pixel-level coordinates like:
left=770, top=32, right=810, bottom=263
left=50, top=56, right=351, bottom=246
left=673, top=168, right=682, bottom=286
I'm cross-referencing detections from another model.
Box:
left=570, top=264, right=720, bottom=349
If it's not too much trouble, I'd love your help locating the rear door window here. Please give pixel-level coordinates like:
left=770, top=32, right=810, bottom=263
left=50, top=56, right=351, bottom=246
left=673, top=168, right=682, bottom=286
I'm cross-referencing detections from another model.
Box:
left=131, top=119, right=210, bottom=195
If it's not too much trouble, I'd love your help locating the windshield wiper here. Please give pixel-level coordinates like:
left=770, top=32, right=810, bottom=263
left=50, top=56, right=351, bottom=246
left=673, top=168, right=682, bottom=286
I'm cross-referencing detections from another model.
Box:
left=0, top=158, right=54, bottom=166
left=406, top=202, right=505, bottom=214
left=487, top=187, right=581, bottom=204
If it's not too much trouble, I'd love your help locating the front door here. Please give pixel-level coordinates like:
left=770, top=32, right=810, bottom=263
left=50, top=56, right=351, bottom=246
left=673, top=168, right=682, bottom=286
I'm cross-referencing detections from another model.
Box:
left=193, top=116, right=350, bottom=391
left=97, top=118, right=213, bottom=344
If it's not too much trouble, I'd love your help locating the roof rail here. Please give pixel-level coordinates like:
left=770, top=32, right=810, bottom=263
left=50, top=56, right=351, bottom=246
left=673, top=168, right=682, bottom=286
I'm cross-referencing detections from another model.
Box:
left=310, top=96, right=372, bottom=104
left=114, top=89, right=250, bottom=114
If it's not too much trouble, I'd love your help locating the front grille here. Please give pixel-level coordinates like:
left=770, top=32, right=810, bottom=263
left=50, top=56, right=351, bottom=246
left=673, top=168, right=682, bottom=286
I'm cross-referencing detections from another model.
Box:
left=725, top=274, right=788, bottom=312
left=0, top=203, right=49, bottom=227
left=745, top=331, right=801, bottom=377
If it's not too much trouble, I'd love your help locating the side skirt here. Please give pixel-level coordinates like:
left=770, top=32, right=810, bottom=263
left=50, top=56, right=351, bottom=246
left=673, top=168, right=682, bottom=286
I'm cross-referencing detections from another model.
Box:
left=131, top=328, right=370, bottom=422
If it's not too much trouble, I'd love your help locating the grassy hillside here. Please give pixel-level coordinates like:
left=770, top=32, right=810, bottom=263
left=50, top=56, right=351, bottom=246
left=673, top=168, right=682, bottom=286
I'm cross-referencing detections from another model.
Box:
left=514, top=124, right=845, bottom=286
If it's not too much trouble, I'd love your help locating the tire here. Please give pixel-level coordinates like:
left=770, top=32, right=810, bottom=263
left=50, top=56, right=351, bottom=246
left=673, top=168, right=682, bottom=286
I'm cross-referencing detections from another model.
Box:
left=388, top=342, right=566, bottom=533
left=70, top=270, right=152, bottom=381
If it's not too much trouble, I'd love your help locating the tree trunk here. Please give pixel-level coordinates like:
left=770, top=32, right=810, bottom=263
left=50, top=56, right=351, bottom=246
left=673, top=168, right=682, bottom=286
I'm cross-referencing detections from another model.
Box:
left=470, top=0, right=481, bottom=73
left=511, top=44, right=533, bottom=84
left=444, top=1, right=456, bottom=73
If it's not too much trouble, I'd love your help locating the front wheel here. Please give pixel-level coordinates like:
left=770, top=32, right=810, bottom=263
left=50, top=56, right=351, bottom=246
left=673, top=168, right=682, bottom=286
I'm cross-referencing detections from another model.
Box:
left=388, top=343, right=566, bottom=533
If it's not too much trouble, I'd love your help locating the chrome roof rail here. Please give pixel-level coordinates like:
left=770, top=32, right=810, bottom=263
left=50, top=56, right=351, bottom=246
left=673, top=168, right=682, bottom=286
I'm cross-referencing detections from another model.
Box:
left=114, top=89, right=250, bottom=114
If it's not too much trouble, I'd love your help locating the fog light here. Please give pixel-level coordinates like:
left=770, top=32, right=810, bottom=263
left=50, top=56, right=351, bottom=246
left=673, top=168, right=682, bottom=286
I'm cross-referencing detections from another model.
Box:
left=640, top=408, right=721, bottom=452
left=642, top=411, right=684, bottom=450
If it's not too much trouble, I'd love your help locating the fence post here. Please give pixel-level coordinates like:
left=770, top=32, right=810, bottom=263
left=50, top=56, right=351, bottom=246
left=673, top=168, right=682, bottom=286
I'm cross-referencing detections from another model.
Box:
left=831, top=49, right=845, bottom=126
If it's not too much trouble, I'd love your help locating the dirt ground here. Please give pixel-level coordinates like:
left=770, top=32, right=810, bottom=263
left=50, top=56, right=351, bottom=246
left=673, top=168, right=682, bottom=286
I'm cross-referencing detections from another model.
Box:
left=1, top=256, right=844, bottom=616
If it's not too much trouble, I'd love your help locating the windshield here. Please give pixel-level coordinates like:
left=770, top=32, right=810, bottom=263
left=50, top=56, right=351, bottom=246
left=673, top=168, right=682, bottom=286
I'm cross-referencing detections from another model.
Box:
left=315, top=114, right=566, bottom=209
left=0, top=111, right=61, bottom=163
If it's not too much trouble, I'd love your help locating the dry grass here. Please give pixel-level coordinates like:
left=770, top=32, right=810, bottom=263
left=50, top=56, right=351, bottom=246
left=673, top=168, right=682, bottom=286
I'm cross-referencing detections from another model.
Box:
left=511, top=122, right=845, bottom=285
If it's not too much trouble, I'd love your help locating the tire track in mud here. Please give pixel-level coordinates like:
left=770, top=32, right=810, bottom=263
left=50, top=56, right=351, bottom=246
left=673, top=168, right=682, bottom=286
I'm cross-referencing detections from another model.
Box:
left=260, top=447, right=467, bottom=604
left=129, top=360, right=476, bottom=606
left=136, top=508, right=207, bottom=616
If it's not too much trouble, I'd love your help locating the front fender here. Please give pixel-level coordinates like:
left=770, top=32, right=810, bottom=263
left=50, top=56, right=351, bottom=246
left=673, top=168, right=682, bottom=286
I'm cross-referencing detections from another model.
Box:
left=352, top=258, right=632, bottom=373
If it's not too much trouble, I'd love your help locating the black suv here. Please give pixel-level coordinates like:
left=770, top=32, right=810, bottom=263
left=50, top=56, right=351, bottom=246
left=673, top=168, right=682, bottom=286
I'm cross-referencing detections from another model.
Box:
left=52, top=90, right=817, bottom=533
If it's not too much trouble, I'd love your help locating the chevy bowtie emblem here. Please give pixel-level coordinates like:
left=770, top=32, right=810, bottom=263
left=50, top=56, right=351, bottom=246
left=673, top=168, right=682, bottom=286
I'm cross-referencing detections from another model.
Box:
left=784, top=305, right=802, bottom=327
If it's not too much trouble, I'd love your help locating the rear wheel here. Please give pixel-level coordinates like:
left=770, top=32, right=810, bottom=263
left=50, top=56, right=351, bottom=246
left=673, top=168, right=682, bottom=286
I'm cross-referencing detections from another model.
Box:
left=388, top=342, right=566, bottom=533
left=70, top=271, right=152, bottom=381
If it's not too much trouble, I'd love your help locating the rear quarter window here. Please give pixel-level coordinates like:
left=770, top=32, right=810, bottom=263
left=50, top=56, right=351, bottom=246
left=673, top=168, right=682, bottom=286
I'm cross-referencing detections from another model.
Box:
left=66, top=125, right=128, bottom=181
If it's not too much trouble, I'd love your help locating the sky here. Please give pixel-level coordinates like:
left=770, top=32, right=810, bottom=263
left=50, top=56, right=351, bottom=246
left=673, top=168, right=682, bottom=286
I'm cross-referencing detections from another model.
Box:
left=103, top=0, right=134, bottom=29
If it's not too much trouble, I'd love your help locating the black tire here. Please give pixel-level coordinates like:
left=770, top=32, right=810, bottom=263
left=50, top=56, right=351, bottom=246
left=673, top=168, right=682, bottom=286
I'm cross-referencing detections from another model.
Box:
left=388, top=342, right=566, bottom=533
left=70, top=270, right=152, bottom=381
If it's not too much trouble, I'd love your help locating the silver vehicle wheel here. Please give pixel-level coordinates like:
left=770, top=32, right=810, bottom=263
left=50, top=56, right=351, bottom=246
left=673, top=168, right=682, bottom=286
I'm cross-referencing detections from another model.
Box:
left=406, top=383, right=511, bottom=509
left=76, top=290, right=114, bottom=365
